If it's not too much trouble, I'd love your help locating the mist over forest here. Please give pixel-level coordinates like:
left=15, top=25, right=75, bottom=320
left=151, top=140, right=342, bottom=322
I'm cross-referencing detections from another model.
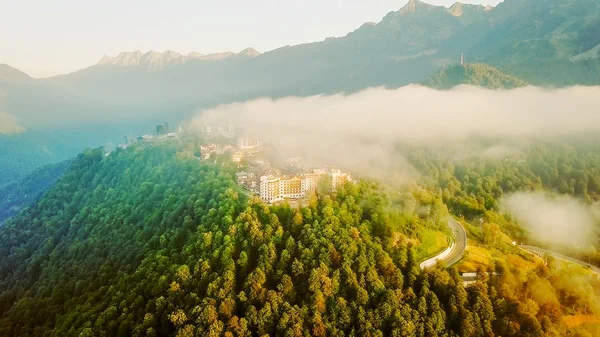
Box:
left=192, top=84, right=600, bottom=180
left=2, top=0, right=600, bottom=336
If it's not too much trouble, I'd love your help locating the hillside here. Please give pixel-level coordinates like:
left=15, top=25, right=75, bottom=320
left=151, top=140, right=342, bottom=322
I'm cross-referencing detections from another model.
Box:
left=0, top=121, right=156, bottom=187
left=0, top=160, right=70, bottom=224
left=0, top=64, right=31, bottom=84
left=425, top=63, right=527, bottom=89
left=1, top=140, right=599, bottom=336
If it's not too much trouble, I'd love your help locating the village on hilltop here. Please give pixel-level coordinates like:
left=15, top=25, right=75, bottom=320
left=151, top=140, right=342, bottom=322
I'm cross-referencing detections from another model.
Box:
left=199, top=124, right=355, bottom=205
left=111, top=122, right=355, bottom=205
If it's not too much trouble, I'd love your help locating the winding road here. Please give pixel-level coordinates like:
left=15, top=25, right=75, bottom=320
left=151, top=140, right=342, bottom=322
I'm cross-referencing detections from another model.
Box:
left=520, top=245, right=600, bottom=275
left=417, top=217, right=600, bottom=277
left=420, top=217, right=467, bottom=270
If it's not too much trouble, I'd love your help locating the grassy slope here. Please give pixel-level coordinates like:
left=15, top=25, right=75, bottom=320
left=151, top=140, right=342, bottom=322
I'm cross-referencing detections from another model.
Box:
left=414, top=228, right=449, bottom=262
left=457, top=219, right=540, bottom=273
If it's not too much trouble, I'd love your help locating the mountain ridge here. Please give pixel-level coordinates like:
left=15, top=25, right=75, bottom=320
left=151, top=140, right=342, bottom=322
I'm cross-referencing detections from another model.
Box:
left=0, top=64, right=32, bottom=83
left=0, top=0, right=599, bottom=130
left=96, top=48, right=262, bottom=69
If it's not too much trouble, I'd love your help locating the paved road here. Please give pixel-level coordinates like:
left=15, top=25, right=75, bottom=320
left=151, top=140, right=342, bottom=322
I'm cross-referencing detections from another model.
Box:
left=520, top=245, right=600, bottom=275
left=445, top=218, right=468, bottom=266
left=420, top=217, right=467, bottom=269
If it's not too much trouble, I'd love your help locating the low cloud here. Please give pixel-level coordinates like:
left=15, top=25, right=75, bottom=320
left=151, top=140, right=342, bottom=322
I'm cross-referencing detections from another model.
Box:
left=501, top=192, right=598, bottom=248
left=0, top=112, right=25, bottom=135
left=190, top=85, right=600, bottom=181
left=481, top=145, right=523, bottom=160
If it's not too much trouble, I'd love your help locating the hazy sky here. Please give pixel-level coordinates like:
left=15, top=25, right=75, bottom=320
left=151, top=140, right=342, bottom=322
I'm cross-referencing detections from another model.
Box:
left=0, top=0, right=501, bottom=77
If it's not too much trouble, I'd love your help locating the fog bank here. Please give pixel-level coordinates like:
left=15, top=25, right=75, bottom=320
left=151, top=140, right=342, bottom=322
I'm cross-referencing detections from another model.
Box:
left=501, top=192, right=598, bottom=248
left=191, top=85, right=600, bottom=180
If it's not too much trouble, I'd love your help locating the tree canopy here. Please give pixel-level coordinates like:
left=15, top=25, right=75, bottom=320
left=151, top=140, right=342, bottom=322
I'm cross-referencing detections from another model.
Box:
left=0, top=141, right=598, bottom=336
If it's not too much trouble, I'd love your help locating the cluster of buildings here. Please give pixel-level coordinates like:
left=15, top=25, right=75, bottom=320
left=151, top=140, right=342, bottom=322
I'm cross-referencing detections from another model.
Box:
left=134, top=122, right=181, bottom=144
left=199, top=133, right=260, bottom=162
left=108, top=122, right=181, bottom=155
left=202, top=124, right=236, bottom=139
left=199, top=136, right=259, bottom=161
left=200, top=143, right=234, bottom=160
left=198, top=123, right=356, bottom=205
left=236, top=171, right=258, bottom=191
left=258, top=168, right=353, bottom=204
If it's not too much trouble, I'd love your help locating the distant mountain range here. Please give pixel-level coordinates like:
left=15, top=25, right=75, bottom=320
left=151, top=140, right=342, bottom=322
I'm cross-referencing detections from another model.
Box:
left=0, top=0, right=599, bottom=184
left=1, top=0, right=599, bottom=128
left=96, top=48, right=262, bottom=70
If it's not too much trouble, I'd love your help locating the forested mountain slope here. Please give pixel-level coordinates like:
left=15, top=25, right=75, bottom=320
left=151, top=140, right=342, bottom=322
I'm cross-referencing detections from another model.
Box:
left=425, top=63, right=527, bottom=89
left=0, top=160, right=70, bottom=224
left=1, top=141, right=598, bottom=336
left=405, top=137, right=600, bottom=267
left=0, top=121, right=156, bottom=187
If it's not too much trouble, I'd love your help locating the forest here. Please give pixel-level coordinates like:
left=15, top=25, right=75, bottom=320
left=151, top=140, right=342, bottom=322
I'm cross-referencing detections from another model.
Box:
left=404, top=136, right=600, bottom=266
left=0, top=160, right=70, bottom=224
left=0, top=140, right=598, bottom=336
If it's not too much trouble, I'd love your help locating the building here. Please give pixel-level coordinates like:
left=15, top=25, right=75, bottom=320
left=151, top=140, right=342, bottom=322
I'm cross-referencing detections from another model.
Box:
left=124, top=134, right=135, bottom=145
left=236, top=172, right=249, bottom=185
left=202, top=124, right=235, bottom=139
left=281, top=176, right=304, bottom=199
left=259, top=175, right=304, bottom=204
left=237, top=136, right=261, bottom=150
left=329, top=169, right=352, bottom=189
left=260, top=175, right=284, bottom=203
left=200, top=144, right=225, bottom=160
left=156, top=122, right=170, bottom=135
left=137, top=135, right=154, bottom=142
left=258, top=168, right=352, bottom=204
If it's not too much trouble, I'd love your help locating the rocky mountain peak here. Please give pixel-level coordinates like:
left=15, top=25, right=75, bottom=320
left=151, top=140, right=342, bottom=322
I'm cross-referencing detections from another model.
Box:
left=399, top=0, right=438, bottom=13
left=448, top=2, right=488, bottom=16
left=239, top=47, right=261, bottom=57
left=96, top=47, right=261, bottom=69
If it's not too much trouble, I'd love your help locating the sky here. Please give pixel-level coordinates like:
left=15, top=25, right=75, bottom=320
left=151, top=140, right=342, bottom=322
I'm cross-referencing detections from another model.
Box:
left=0, top=0, right=501, bottom=78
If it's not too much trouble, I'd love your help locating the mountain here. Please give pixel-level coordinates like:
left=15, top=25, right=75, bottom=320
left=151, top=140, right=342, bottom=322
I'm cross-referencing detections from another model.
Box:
left=238, top=47, right=261, bottom=57
left=1, top=140, right=599, bottom=336
left=96, top=48, right=262, bottom=70
left=0, top=0, right=599, bottom=187
left=425, top=63, right=527, bottom=89
left=0, top=64, right=31, bottom=84
left=2, top=0, right=599, bottom=129
left=399, top=0, right=440, bottom=13
left=447, top=2, right=492, bottom=24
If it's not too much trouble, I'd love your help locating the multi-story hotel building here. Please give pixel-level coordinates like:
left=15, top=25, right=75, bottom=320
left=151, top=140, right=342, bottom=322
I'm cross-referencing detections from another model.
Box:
left=260, top=175, right=285, bottom=203
left=259, top=168, right=352, bottom=204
